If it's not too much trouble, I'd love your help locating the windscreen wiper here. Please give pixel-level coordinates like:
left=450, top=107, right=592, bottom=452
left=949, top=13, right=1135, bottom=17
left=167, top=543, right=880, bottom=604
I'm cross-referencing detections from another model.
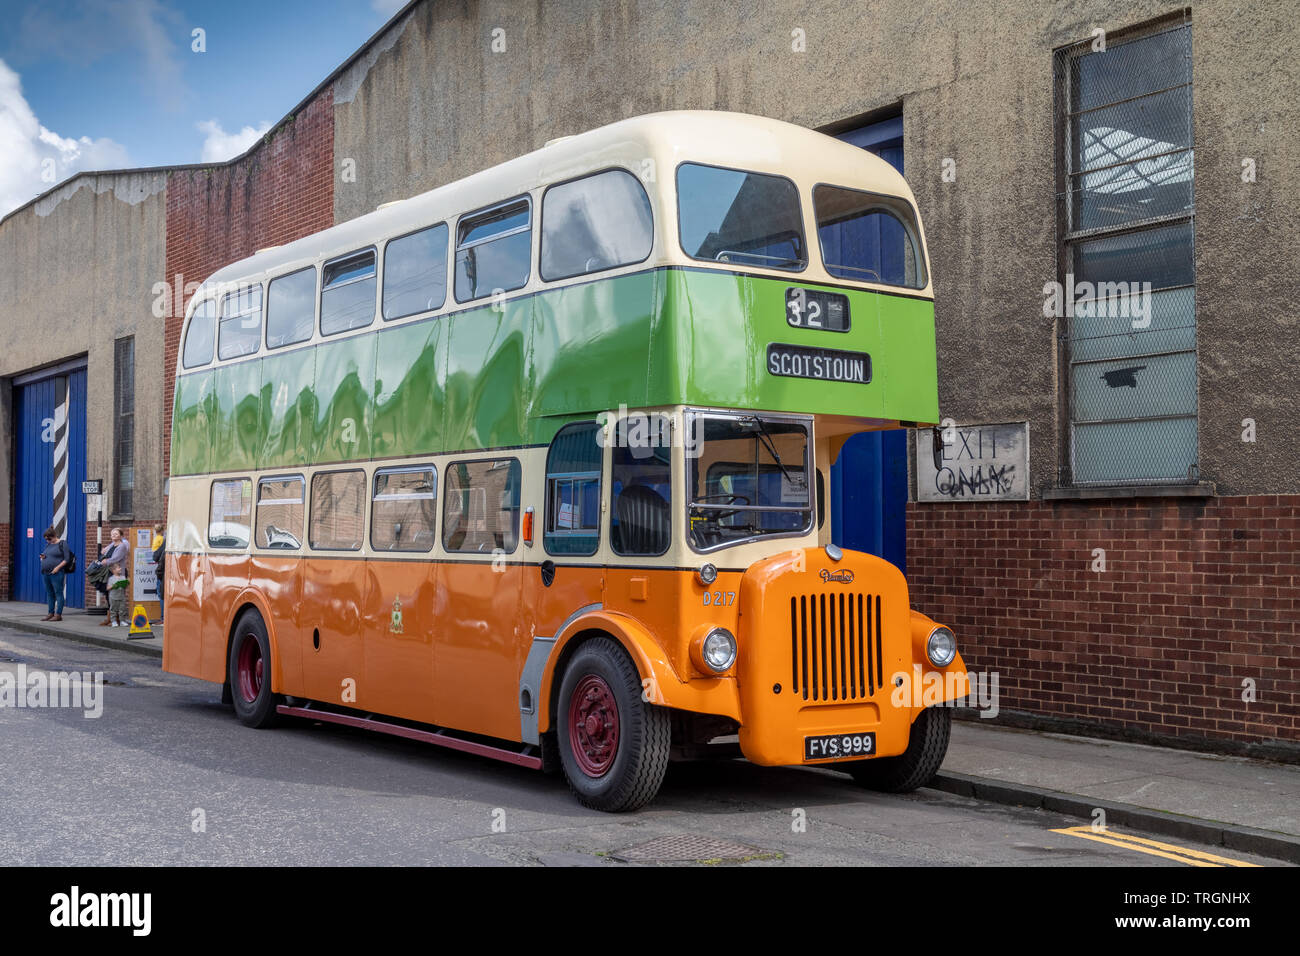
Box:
left=743, top=416, right=801, bottom=490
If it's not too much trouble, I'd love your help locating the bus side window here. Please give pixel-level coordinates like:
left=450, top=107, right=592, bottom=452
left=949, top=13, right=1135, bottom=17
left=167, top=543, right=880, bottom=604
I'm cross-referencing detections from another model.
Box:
left=610, top=419, right=671, bottom=557
left=309, top=470, right=366, bottom=551
left=544, top=422, right=601, bottom=556
left=383, top=224, right=448, bottom=320
left=453, top=197, right=531, bottom=302
left=371, top=467, right=437, bottom=552
left=218, top=284, right=263, bottom=360
left=209, top=478, right=252, bottom=549
left=183, top=298, right=217, bottom=369
left=255, top=476, right=304, bottom=550
left=266, top=267, right=317, bottom=349
left=442, top=458, right=522, bottom=554
left=321, top=249, right=377, bottom=336
left=540, top=169, right=653, bottom=281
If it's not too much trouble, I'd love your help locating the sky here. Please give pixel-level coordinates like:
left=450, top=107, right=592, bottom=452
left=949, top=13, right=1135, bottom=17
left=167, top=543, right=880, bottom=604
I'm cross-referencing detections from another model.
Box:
left=0, top=0, right=408, bottom=217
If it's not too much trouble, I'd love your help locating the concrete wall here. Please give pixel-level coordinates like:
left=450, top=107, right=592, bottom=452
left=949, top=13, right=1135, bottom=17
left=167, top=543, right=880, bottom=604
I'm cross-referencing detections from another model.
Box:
left=0, top=171, right=169, bottom=526
left=332, top=0, right=1300, bottom=497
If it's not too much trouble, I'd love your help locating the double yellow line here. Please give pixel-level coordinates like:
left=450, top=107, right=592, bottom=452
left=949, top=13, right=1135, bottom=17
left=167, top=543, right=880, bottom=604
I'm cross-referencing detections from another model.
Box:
left=1052, top=825, right=1260, bottom=867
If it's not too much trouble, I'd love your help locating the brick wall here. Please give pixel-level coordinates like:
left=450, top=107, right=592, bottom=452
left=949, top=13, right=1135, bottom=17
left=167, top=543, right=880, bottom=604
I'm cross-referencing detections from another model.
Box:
left=907, top=494, right=1300, bottom=752
left=162, top=90, right=334, bottom=472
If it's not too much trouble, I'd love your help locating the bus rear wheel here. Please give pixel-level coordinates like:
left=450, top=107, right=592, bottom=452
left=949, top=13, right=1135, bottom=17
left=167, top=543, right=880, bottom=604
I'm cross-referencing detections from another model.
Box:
left=228, top=609, right=280, bottom=729
left=556, top=638, right=669, bottom=812
left=847, top=706, right=951, bottom=793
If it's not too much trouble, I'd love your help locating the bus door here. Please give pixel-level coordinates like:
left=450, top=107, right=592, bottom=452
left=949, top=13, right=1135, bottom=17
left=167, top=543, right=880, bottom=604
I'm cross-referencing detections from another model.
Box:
left=202, top=478, right=255, bottom=680
left=361, top=466, right=440, bottom=725
left=249, top=475, right=307, bottom=696
left=300, top=470, right=369, bottom=707
left=432, top=458, right=526, bottom=740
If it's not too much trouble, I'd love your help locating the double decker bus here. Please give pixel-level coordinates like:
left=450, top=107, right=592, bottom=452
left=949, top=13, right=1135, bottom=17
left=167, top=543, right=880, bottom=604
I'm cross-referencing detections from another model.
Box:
left=165, top=111, right=968, bottom=811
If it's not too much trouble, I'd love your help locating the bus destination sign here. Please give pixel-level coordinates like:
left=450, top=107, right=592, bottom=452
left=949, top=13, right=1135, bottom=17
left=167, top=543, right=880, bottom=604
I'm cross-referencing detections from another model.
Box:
left=766, top=343, right=872, bottom=385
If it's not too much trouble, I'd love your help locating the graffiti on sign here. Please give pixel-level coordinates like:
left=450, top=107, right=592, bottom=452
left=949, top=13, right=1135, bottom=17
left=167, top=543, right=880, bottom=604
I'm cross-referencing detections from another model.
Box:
left=915, top=422, right=1029, bottom=502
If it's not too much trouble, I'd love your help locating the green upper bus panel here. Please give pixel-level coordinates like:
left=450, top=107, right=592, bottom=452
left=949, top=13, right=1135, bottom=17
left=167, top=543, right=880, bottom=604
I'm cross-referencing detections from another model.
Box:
left=171, top=268, right=938, bottom=476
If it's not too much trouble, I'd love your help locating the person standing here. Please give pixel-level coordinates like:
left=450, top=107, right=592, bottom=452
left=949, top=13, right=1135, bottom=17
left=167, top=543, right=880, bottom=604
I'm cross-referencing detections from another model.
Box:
left=151, top=523, right=166, bottom=623
left=95, top=528, right=129, bottom=626
left=39, top=527, right=70, bottom=622
left=106, top=563, right=130, bottom=626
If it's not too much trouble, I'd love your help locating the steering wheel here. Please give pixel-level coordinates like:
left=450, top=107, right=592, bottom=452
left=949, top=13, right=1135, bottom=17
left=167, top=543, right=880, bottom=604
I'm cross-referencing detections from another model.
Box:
left=692, top=493, right=751, bottom=521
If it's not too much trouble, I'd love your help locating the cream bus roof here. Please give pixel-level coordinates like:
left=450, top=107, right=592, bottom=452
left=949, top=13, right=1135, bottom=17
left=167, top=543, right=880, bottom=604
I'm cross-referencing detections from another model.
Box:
left=190, top=110, right=920, bottom=315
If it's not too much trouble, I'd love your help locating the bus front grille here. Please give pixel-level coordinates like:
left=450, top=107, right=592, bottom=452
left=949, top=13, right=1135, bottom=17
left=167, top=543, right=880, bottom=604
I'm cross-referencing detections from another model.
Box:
left=788, top=593, right=883, bottom=702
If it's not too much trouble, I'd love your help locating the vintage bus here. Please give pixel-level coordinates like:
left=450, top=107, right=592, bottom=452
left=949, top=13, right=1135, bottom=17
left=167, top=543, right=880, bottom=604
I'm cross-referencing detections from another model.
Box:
left=165, top=110, right=968, bottom=811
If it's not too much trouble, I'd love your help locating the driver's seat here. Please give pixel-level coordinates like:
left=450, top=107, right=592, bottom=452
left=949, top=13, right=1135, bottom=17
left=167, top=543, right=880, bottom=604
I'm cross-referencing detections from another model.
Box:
left=614, top=485, right=670, bottom=555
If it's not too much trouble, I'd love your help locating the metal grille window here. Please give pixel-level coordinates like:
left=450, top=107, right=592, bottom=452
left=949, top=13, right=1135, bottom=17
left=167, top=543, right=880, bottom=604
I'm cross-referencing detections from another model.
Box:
left=113, top=336, right=134, bottom=514
left=1055, top=18, right=1196, bottom=485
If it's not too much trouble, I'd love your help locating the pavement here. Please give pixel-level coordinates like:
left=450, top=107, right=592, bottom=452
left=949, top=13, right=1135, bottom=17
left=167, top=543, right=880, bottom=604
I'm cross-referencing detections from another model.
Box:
left=2, top=596, right=1297, bottom=863
left=0, top=599, right=163, bottom=657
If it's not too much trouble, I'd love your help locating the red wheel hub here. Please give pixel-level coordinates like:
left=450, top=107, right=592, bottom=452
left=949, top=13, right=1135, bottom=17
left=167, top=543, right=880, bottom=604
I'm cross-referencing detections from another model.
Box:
left=236, top=634, right=263, bottom=704
left=568, top=674, right=620, bottom=777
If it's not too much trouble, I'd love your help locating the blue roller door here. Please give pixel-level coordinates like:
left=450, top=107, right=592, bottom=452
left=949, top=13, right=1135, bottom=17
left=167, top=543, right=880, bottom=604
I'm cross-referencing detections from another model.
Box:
left=830, top=116, right=909, bottom=573
left=12, top=368, right=88, bottom=607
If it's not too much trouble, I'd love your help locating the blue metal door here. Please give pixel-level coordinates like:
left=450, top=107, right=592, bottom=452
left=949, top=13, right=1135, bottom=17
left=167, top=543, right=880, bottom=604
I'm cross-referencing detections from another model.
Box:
left=12, top=368, right=88, bottom=607
left=831, top=117, right=909, bottom=572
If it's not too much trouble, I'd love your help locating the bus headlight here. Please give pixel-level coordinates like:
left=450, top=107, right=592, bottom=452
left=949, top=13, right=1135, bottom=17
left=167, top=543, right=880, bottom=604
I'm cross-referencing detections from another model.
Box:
left=697, top=563, right=718, bottom=586
left=692, top=627, right=737, bottom=674
left=926, top=626, right=957, bottom=667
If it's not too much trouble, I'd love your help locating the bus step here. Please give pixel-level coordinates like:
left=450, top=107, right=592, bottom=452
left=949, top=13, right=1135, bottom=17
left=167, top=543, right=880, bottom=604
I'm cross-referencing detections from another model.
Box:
left=276, top=702, right=544, bottom=770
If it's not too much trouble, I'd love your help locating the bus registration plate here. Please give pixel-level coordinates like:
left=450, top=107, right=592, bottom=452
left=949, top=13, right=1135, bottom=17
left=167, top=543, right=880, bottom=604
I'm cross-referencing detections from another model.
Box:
left=804, top=732, right=875, bottom=760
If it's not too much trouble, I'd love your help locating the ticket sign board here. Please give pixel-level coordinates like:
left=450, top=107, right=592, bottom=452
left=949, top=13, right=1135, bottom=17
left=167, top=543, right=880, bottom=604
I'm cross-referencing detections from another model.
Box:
left=133, top=526, right=160, bottom=608
left=915, top=422, right=1029, bottom=501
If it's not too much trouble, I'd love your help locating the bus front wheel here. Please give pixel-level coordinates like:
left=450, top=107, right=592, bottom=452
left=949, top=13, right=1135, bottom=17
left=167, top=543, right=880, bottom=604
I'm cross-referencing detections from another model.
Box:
left=847, top=706, right=951, bottom=793
left=227, top=609, right=281, bottom=729
left=556, top=638, right=669, bottom=812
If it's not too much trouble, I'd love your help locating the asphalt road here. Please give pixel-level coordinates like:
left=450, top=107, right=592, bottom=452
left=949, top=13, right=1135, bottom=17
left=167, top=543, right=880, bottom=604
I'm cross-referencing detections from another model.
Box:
left=0, top=626, right=1282, bottom=867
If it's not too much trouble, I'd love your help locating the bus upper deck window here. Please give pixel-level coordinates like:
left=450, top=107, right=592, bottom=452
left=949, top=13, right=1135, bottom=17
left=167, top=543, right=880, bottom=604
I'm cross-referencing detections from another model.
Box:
left=383, top=224, right=449, bottom=321
left=321, top=249, right=377, bottom=336
left=267, top=267, right=317, bottom=349
left=454, top=197, right=531, bottom=303
left=218, top=285, right=263, bottom=361
left=814, top=185, right=927, bottom=289
left=541, top=170, right=652, bottom=281
left=183, top=298, right=217, bottom=368
left=676, top=163, right=806, bottom=271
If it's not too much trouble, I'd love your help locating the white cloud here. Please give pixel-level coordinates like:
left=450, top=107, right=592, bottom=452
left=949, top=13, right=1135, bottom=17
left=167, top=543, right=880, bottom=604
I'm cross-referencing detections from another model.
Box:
left=197, top=119, right=272, bottom=164
left=0, top=57, right=131, bottom=218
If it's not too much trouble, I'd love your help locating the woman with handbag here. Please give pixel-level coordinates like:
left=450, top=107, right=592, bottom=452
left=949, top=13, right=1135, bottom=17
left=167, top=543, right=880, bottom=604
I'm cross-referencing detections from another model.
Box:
left=39, top=527, right=71, bottom=622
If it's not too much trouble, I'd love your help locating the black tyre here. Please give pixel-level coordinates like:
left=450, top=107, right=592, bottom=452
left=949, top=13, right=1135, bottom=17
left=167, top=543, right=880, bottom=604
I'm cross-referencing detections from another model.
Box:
left=227, top=609, right=281, bottom=728
left=847, top=706, right=951, bottom=793
left=556, top=637, right=670, bottom=812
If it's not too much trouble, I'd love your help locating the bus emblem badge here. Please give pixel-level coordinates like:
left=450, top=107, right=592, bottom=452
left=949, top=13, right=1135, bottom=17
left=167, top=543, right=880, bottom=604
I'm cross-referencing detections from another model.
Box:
left=390, top=597, right=404, bottom=634
left=819, top=568, right=855, bottom=584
